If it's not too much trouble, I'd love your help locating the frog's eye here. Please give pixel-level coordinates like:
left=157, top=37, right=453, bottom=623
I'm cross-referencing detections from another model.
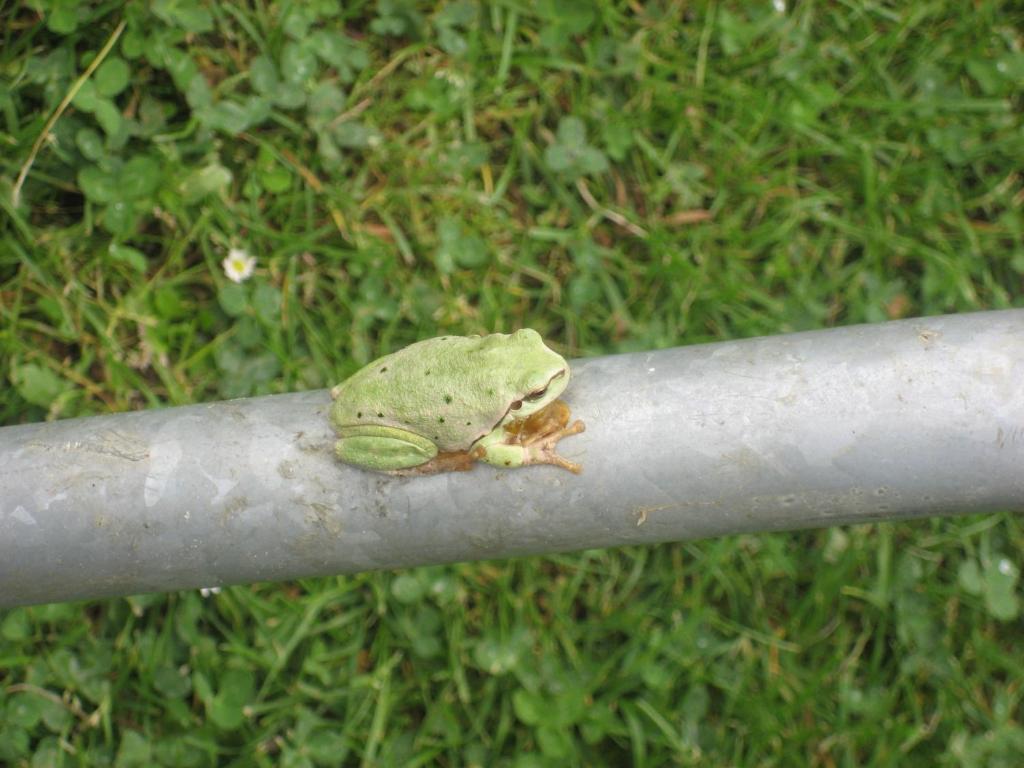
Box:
left=523, top=387, right=548, bottom=403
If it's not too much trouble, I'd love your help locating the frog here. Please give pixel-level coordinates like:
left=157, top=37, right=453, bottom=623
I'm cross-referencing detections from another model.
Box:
left=329, top=329, right=585, bottom=475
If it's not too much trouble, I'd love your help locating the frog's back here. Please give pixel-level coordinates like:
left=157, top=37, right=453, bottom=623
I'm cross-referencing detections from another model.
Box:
left=330, top=334, right=518, bottom=451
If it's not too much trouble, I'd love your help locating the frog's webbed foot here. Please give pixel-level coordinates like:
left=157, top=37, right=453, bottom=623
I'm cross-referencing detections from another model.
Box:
left=524, top=418, right=586, bottom=474
left=503, top=399, right=586, bottom=473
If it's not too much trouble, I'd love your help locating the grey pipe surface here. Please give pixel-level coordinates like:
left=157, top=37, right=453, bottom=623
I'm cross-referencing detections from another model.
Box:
left=1, top=310, right=1022, bottom=608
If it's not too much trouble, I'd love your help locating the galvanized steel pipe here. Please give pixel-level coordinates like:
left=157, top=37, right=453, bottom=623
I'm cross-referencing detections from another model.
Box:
left=1, top=310, right=1022, bottom=607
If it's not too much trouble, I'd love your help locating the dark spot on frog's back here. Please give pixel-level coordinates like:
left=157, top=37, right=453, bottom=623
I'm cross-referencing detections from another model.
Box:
left=379, top=366, right=388, bottom=373
left=438, top=417, right=445, bottom=423
left=357, top=412, right=363, bottom=418
left=444, top=394, right=452, bottom=404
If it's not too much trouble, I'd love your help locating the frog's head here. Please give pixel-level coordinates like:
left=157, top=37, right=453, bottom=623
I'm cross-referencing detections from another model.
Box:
left=501, top=328, right=570, bottom=420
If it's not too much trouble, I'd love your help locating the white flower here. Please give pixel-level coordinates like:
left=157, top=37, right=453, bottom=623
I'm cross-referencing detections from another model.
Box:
left=223, top=249, right=256, bottom=283
left=434, top=69, right=467, bottom=90
left=199, top=586, right=222, bottom=597
left=772, top=0, right=786, bottom=12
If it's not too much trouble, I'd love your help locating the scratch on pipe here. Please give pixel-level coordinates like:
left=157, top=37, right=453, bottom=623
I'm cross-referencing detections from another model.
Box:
left=634, top=504, right=677, bottom=526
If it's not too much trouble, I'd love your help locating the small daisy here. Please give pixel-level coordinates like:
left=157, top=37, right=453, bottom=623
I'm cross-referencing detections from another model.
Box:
left=223, top=248, right=256, bottom=283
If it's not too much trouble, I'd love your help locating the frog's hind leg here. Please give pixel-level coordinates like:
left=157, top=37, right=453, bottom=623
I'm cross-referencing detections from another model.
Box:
left=390, top=450, right=477, bottom=476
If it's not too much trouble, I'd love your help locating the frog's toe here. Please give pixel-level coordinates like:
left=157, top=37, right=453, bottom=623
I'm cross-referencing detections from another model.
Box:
left=526, top=423, right=584, bottom=473
left=565, top=419, right=585, bottom=437
left=550, top=453, right=582, bottom=474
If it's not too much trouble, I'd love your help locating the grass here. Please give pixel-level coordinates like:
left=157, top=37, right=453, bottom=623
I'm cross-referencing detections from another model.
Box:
left=2, top=0, right=1023, bottom=764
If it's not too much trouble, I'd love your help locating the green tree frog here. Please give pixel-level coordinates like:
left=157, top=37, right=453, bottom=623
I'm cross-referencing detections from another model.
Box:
left=329, top=329, right=585, bottom=474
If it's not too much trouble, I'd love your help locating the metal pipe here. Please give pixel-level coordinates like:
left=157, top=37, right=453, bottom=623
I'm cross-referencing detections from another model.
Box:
left=2, top=310, right=1022, bottom=608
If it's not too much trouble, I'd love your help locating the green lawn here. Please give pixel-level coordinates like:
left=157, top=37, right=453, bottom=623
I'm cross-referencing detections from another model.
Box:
left=2, top=1, right=1024, bottom=765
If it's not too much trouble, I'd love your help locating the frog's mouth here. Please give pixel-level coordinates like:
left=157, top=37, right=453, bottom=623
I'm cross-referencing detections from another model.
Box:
left=505, top=368, right=568, bottom=420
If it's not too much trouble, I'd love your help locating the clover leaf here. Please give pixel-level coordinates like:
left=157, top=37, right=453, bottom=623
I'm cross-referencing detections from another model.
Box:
left=307, top=30, right=368, bottom=83
left=544, top=116, right=609, bottom=180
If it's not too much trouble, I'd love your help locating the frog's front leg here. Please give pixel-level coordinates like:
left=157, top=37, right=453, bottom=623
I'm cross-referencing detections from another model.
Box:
left=334, top=425, right=438, bottom=472
left=473, top=400, right=585, bottom=473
